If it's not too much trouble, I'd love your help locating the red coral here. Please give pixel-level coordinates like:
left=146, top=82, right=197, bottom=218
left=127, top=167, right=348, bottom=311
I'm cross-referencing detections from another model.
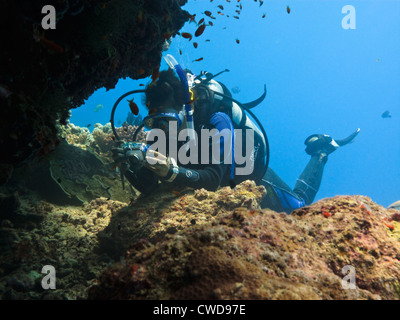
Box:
left=384, top=223, right=395, bottom=231
left=322, top=211, right=331, bottom=218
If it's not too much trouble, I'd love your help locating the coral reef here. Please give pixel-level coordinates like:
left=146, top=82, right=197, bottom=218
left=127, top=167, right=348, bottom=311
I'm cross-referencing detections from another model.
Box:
left=0, top=0, right=189, bottom=184
left=89, top=185, right=400, bottom=300
left=0, top=0, right=398, bottom=302
left=1, top=122, right=144, bottom=206
left=0, top=195, right=126, bottom=299
left=1, top=177, right=400, bottom=300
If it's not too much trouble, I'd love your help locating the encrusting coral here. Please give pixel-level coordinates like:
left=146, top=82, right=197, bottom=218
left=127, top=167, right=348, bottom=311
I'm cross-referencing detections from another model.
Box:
left=1, top=175, right=400, bottom=300
left=2, top=123, right=143, bottom=206
left=89, top=183, right=400, bottom=300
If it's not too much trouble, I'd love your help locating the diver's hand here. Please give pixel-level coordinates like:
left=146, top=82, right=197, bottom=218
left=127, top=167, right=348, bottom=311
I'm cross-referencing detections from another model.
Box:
left=111, top=147, right=126, bottom=164
left=144, top=150, right=170, bottom=178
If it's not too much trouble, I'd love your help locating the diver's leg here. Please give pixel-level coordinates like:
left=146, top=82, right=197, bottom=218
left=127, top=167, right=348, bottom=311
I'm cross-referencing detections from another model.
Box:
left=293, top=153, right=327, bottom=205
left=292, top=130, right=360, bottom=205
left=259, top=168, right=305, bottom=213
left=262, top=167, right=293, bottom=193
left=292, top=133, right=335, bottom=205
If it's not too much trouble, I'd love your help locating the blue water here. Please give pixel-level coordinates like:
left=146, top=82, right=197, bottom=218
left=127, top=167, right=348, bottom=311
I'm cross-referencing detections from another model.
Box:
left=71, top=0, right=400, bottom=208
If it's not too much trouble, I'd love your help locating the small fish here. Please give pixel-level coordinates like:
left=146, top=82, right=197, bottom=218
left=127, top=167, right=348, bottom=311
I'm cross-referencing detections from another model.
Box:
left=195, top=24, right=206, bottom=37
left=127, top=98, right=139, bottom=115
left=94, top=104, right=104, bottom=112
left=233, top=16, right=239, bottom=19
left=208, top=21, right=214, bottom=26
left=198, top=18, right=205, bottom=25
left=381, top=110, right=392, bottom=118
left=139, top=83, right=144, bottom=86
left=181, top=32, right=193, bottom=41
left=193, top=57, right=204, bottom=62
left=287, top=5, right=291, bottom=14
left=193, top=42, right=198, bottom=48
left=204, top=10, right=212, bottom=16
left=179, top=49, right=182, bottom=55
left=86, top=123, right=92, bottom=128
left=236, top=38, right=240, bottom=44
left=188, top=13, right=196, bottom=23
left=260, top=0, right=264, bottom=7
left=231, top=86, right=240, bottom=94
left=218, top=11, right=224, bottom=16
left=217, top=5, right=224, bottom=10
left=262, top=13, right=266, bottom=18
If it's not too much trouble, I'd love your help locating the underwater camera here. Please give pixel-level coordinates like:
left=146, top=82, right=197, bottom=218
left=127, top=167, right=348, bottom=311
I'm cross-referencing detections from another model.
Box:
left=123, top=142, right=148, bottom=168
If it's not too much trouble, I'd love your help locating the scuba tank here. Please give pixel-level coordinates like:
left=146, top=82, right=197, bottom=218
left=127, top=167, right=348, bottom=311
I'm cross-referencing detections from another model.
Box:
left=187, top=69, right=270, bottom=184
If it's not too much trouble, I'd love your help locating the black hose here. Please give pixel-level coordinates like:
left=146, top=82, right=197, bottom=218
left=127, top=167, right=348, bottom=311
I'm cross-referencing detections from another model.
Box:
left=242, top=84, right=267, bottom=110
left=110, top=89, right=146, bottom=141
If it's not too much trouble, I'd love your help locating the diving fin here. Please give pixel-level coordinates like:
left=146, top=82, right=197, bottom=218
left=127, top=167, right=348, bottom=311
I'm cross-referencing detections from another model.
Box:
left=336, top=128, right=360, bottom=147
left=305, top=128, right=360, bottom=156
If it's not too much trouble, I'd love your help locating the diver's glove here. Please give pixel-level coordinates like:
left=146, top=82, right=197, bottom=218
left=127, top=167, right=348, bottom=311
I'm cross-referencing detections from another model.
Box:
left=144, top=150, right=178, bottom=180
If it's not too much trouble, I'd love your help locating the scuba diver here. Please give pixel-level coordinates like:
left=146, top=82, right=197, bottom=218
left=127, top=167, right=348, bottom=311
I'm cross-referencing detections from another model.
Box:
left=111, top=55, right=360, bottom=213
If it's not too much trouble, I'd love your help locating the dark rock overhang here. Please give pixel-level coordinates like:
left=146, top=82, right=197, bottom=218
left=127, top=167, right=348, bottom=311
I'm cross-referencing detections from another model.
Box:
left=0, top=0, right=189, bottom=184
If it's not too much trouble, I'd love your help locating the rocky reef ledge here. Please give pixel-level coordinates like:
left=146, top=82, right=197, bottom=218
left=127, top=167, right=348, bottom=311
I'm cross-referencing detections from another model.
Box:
left=0, top=0, right=189, bottom=185
left=1, top=172, right=400, bottom=299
